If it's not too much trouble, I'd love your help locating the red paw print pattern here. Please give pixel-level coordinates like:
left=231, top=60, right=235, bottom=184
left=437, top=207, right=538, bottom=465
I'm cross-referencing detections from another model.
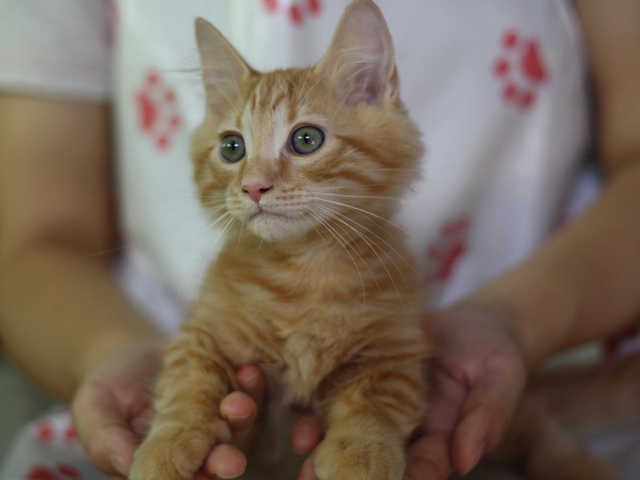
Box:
left=34, top=420, right=78, bottom=445
left=262, top=0, right=323, bottom=27
left=27, top=464, right=82, bottom=480
left=136, top=70, right=182, bottom=151
left=426, top=215, right=471, bottom=284
left=494, top=30, right=548, bottom=110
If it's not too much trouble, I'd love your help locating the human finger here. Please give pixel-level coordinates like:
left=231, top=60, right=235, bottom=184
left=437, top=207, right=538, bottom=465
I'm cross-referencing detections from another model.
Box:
left=401, top=368, right=466, bottom=480
left=235, top=365, right=265, bottom=404
left=404, top=432, right=452, bottom=480
left=202, top=443, right=247, bottom=479
left=219, top=390, right=259, bottom=448
left=291, top=414, right=323, bottom=454
left=451, top=366, right=525, bottom=474
left=71, top=396, right=140, bottom=477
left=296, top=452, right=318, bottom=480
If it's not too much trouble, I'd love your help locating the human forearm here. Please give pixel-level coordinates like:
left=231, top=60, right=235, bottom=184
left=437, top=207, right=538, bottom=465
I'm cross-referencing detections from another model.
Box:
left=0, top=244, right=164, bottom=399
left=0, top=96, right=164, bottom=399
left=463, top=160, right=640, bottom=368
left=464, top=0, right=640, bottom=370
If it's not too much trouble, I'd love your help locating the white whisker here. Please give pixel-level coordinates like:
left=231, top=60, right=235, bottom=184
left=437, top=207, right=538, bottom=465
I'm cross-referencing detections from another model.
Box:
left=312, top=204, right=405, bottom=306
left=314, top=191, right=399, bottom=201
left=319, top=205, right=414, bottom=278
left=309, top=197, right=408, bottom=234
left=307, top=208, right=367, bottom=305
left=194, top=214, right=236, bottom=316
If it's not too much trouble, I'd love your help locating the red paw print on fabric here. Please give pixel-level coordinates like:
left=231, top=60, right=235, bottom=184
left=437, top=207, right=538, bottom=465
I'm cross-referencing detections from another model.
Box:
left=136, top=70, right=182, bottom=151
left=493, top=30, right=548, bottom=110
left=27, top=464, right=82, bottom=480
left=262, top=0, right=323, bottom=26
left=35, top=420, right=78, bottom=444
left=426, top=216, right=471, bottom=283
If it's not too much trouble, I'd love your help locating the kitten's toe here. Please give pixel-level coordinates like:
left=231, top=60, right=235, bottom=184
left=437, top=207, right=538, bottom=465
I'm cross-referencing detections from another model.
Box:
left=313, top=434, right=404, bottom=480
left=130, top=421, right=231, bottom=480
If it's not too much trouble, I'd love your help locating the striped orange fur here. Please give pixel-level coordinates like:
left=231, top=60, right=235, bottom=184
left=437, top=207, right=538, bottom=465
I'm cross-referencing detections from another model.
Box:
left=130, top=2, right=429, bottom=480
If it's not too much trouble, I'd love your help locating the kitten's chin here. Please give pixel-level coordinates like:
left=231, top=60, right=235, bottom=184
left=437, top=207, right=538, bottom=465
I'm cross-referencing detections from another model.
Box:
left=247, top=212, right=310, bottom=243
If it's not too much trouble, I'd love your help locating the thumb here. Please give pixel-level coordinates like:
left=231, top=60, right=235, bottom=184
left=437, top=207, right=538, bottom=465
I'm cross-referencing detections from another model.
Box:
left=451, top=364, right=525, bottom=475
left=72, top=396, right=142, bottom=477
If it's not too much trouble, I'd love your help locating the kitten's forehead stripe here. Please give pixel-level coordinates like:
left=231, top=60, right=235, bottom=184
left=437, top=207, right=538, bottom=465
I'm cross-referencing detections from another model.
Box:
left=248, top=92, right=258, bottom=121
left=257, top=75, right=277, bottom=112
left=236, top=95, right=248, bottom=130
left=270, top=90, right=288, bottom=113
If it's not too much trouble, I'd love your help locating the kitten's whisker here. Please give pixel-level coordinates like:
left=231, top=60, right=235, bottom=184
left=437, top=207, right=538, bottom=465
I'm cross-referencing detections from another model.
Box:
left=195, top=214, right=236, bottom=315
left=307, top=209, right=367, bottom=305
left=309, top=205, right=381, bottom=295
left=299, top=65, right=333, bottom=106
left=201, top=71, right=245, bottom=115
left=296, top=66, right=314, bottom=105
left=203, top=203, right=228, bottom=217
left=143, top=210, right=235, bottom=323
left=313, top=183, right=387, bottom=192
left=375, top=167, right=421, bottom=171
left=303, top=213, right=334, bottom=264
left=323, top=206, right=415, bottom=280
left=312, top=204, right=402, bottom=299
left=309, top=197, right=408, bottom=234
left=314, top=192, right=399, bottom=201
left=218, top=44, right=243, bottom=103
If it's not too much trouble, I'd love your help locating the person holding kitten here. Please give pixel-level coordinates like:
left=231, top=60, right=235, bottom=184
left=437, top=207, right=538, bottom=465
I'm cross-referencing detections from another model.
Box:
left=0, top=1, right=639, bottom=480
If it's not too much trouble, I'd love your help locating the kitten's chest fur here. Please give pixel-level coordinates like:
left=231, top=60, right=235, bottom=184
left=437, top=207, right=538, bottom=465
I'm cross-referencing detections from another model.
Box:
left=198, top=232, right=422, bottom=407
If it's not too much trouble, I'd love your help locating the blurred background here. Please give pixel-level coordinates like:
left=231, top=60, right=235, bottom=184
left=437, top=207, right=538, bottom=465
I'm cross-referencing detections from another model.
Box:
left=0, top=351, right=55, bottom=462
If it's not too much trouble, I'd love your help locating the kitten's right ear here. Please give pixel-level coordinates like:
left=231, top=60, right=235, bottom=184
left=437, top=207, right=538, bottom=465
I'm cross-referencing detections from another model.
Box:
left=195, top=18, right=252, bottom=108
left=315, top=0, right=398, bottom=106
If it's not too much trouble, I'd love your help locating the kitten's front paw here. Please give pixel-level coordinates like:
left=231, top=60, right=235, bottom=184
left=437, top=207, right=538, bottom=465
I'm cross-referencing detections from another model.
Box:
left=314, top=434, right=405, bottom=480
left=130, top=420, right=231, bottom=480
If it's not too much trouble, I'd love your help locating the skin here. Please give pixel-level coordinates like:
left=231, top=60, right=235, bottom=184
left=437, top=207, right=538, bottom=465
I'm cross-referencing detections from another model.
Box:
left=0, top=1, right=639, bottom=479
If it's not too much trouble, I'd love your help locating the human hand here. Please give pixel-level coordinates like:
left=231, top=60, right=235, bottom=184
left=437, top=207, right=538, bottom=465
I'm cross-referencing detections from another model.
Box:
left=292, top=305, right=528, bottom=480
left=71, top=343, right=265, bottom=479
left=403, top=306, right=527, bottom=479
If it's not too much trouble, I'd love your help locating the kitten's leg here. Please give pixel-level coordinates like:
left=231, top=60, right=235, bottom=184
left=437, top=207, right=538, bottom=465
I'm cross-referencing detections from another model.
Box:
left=130, top=326, right=237, bottom=480
left=314, top=361, right=427, bottom=480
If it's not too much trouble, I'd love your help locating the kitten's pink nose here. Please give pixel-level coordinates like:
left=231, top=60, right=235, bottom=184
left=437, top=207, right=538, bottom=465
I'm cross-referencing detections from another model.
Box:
left=242, top=181, right=273, bottom=203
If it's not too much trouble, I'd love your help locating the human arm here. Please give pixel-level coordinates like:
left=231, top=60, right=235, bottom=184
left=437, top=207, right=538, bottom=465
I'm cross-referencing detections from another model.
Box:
left=0, top=95, right=146, bottom=398
left=0, top=95, right=263, bottom=478
left=412, top=1, right=640, bottom=476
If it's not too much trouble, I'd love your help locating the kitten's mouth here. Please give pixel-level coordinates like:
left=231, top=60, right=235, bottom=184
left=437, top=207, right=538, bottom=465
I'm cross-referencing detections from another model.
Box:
left=246, top=208, right=301, bottom=241
left=249, top=209, right=290, bottom=221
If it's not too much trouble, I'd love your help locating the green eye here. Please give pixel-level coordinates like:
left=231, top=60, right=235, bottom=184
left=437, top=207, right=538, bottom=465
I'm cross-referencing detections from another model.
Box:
left=291, top=126, right=325, bottom=155
left=220, top=134, right=246, bottom=163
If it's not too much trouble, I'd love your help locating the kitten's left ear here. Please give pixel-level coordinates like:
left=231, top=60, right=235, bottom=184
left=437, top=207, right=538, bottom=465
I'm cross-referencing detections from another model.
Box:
left=315, top=0, right=398, bottom=106
left=195, top=18, right=252, bottom=108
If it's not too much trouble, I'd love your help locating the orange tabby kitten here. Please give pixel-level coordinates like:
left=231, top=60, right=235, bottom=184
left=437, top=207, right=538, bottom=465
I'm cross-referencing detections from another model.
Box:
left=130, top=2, right=428, bottom=480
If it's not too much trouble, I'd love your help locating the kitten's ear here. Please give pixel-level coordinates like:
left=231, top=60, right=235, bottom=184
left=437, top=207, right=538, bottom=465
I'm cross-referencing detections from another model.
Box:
left=195, top=18, right=252, bottom=107
left=315, top=0, right=398, bottom=106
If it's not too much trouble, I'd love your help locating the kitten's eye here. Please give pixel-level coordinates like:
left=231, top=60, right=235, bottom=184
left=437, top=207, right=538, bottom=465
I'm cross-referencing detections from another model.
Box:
left=291, top=126, right=325, bottom=155
left=219, top=134, right=246, bottom=163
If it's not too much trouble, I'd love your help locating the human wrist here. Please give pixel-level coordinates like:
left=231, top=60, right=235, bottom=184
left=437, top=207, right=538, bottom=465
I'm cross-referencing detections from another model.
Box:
left=450, top=293, right=540, bottom=371
left=75, top=326, right=166, bottom=394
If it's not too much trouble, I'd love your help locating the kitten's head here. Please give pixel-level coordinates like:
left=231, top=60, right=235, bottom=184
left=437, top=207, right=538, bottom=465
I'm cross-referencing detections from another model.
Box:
left=192, top=0, right=423, bottom=244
